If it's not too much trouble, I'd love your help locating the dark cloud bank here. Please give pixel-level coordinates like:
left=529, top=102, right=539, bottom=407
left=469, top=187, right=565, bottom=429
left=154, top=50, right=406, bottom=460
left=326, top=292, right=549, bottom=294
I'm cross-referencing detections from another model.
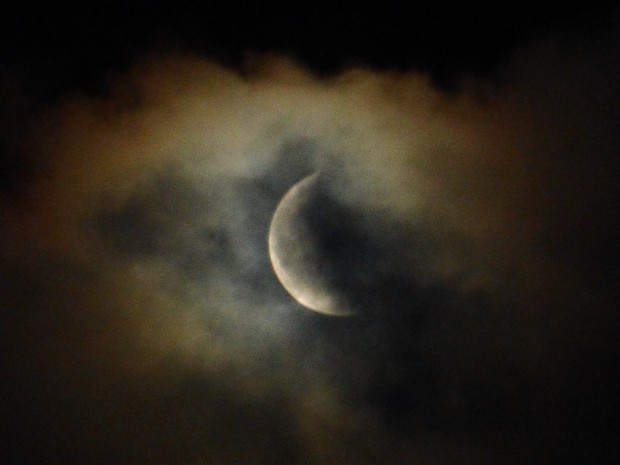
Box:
left=2, top=12, right=620, bottom=465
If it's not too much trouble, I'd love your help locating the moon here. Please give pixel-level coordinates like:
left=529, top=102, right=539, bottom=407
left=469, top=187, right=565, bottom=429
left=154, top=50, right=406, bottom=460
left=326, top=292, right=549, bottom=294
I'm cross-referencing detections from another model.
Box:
left=268, top=173, right=354, bottom=316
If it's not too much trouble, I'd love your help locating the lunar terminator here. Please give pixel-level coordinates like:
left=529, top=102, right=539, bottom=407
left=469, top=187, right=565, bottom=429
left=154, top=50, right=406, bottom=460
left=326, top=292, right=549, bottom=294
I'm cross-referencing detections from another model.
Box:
left=268, top=173, right=354, bottom=316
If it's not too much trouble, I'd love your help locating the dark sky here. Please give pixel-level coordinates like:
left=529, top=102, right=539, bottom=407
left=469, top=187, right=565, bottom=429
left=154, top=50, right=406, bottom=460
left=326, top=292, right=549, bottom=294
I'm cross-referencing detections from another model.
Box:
left=0, top=2, right=614, bottom=97
left=2, top=2, right=620, bottom=465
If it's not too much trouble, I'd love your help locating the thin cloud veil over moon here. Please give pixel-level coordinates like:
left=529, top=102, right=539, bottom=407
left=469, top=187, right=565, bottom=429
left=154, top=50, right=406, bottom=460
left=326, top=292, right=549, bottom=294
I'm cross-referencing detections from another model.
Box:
left=1, top=7, right=620, bottom=465
left=268, top=172, right=354, bottom=316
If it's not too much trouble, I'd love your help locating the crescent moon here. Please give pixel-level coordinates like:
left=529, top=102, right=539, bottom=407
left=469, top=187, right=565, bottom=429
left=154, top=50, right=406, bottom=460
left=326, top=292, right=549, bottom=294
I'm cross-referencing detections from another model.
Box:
left=268, top=173, right=353, bottom=316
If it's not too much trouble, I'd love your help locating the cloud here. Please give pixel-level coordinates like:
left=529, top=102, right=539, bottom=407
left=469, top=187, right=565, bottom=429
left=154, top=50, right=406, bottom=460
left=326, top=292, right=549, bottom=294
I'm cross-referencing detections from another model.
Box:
left=2, top=20, right=620, bottom=465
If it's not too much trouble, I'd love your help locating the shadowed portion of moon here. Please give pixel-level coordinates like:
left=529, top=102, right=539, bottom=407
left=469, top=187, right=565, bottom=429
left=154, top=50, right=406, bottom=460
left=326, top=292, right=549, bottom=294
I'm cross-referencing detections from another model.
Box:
left=268, top=173, right=354, bottom=316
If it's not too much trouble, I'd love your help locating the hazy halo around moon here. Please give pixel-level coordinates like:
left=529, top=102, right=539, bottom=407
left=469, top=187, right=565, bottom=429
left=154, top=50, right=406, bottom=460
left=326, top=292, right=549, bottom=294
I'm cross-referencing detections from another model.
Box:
left=268, top=173, right=354, bottom=317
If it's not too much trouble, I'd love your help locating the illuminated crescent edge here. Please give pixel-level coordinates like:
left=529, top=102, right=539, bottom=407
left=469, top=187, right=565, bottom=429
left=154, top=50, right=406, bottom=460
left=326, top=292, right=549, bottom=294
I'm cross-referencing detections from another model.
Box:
left=268, top=173, right=353, bottom=316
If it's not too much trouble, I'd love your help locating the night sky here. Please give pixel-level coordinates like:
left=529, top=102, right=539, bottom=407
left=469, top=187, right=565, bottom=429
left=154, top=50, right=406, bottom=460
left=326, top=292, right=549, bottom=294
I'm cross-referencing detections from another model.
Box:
left=2, top=2, right=620, bottom=464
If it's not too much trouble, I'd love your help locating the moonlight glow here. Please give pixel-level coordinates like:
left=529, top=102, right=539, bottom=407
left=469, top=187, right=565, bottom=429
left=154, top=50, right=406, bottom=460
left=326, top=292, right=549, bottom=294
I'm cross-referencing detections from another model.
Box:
left=268, top=173, right=354, bottom=316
